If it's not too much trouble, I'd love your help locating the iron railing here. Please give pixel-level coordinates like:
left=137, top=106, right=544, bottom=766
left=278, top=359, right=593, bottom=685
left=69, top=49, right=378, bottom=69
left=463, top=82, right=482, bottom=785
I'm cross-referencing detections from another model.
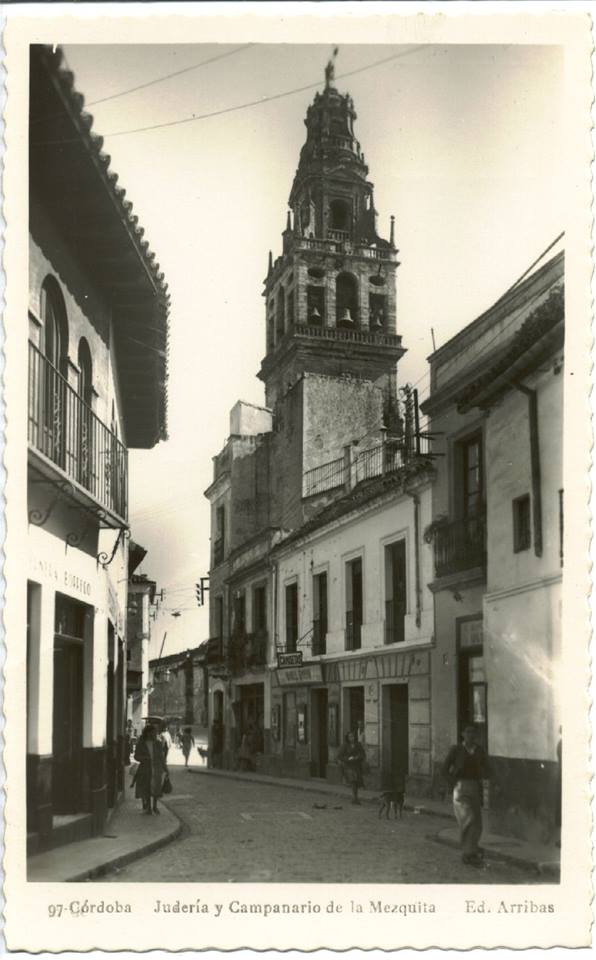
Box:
left=312, top=618, right=327, bottom=656
left=304, top=456, right=345, bottom=497
left=385, top=599, right=405, bottom=645
left=28, top=341, right=127, bottom=519
left=433, top=514, right=486, bottom=578
left=345, top=610, right=362, bottom=651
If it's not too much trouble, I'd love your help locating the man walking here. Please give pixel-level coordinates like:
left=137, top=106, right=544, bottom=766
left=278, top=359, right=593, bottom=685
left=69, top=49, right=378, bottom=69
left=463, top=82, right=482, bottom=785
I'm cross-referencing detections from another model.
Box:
left=442, top=724, right=489, bottom=866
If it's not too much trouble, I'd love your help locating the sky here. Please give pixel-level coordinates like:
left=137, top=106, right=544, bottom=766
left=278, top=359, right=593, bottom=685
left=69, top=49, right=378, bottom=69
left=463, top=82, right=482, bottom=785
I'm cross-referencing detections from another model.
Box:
left=62, top=42, right=566, bottom=659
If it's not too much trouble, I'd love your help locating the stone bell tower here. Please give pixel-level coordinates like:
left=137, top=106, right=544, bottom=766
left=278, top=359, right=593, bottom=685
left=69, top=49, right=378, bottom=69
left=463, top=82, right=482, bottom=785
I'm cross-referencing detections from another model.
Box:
left=259, top=54, right=407, bottom=525
left=259, top=53, right=405, bottom=415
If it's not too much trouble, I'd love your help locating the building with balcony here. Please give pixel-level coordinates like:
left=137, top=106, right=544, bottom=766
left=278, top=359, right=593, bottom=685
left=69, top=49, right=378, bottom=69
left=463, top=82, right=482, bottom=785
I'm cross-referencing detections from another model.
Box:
left=422, top=249, right=563, bottom=842
left=204, top=58, right=435, bottom=787
left=26, top=46, right=169, bottom=854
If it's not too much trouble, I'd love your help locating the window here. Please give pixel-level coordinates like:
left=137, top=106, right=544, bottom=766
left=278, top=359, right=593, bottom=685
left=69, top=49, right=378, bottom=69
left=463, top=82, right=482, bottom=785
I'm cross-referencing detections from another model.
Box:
left=461, top=434, right=483, bottom=517
left=41, top=276, right=68, bottom=374
left=253, top=584, right=267, bottom=634
left=307, top=284, right=325, bottom=325
left=214, top=505, right=225, bottom=564
left=369, top=293, right=386, bottom=329
left=312, top=571, right=328, bottom=655
left=276, top=286, right=285, bottom=339
left=285, top=583, right=298, bottom=653
left=287, top=289, right=295, bottom=326
left=345, top=557, right=363, bottom=650
left=385, top=540, right=406, bottom=644
left=336, top=272, right=358, bottom=327
left=513, top=494, right=531, bottom=552
left=232, top=592, right=246, bottom=637
left=214, top=595, right=224, bottom=638
left=329, top=198, right=351, bottom=232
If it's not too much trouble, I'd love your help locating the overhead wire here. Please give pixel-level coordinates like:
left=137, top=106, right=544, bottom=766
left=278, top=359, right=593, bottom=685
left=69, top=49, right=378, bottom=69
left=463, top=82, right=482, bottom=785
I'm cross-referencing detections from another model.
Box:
left=32, top=45, right=426, bottom=145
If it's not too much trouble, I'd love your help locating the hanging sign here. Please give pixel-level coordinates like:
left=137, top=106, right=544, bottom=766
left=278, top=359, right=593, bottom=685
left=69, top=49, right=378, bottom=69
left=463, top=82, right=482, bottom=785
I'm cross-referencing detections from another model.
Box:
left=277, top=651, right=303, bottom=668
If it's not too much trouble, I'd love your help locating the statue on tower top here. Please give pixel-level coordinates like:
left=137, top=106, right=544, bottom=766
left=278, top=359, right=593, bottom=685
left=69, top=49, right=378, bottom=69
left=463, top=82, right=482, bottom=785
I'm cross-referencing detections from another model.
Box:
left=325, top=47, right=339, bottom=88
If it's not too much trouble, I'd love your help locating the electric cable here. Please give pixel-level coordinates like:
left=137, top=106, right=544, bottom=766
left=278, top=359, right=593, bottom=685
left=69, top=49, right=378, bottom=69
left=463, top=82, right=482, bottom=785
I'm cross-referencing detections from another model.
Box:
left=32, top=45, right=426, bottom=145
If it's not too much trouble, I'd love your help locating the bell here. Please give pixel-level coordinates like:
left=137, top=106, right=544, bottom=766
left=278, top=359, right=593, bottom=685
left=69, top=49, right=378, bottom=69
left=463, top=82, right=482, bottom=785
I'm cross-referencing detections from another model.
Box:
left=340, top=307, right=353, bottom=324
left=310, top=306, right=322, bottom=321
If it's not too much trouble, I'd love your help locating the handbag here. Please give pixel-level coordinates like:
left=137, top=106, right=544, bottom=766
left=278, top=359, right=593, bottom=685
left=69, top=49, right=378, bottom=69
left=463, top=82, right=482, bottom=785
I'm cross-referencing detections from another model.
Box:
left=162, top=772, right=172, bottom=795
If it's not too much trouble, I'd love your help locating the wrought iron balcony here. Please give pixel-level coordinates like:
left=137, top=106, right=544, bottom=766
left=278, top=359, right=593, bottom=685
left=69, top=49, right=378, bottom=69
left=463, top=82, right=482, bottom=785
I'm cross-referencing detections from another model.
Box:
left=385, top=599, right=405, bottom=645
left=312, top=618, right=327, bottom=656
left=345, top=611, right=362, bottom=651
left=228, top=630, right=268, bottom=673
left=28, top=341, right=127, bottom=520
left=432, top=513, right=486, bottom=579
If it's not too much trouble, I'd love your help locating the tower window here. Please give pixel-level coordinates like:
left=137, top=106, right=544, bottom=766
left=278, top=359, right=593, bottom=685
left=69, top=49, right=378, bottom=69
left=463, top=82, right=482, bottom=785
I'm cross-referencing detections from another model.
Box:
left=336, top=272, right=358, bottom=327
left=276, top=287, right=285, bottom=339
left=307, top=285, right=325, bottom=325
left=369, top=293, right=386, bottom=329
left=329, top=198, right=351, bottom=233
left=287, top=289, right=295, bottom=326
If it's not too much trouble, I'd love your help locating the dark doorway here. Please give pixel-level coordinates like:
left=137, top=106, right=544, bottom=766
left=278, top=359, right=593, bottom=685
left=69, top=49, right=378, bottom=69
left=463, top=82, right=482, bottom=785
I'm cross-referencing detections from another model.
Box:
left=310, top=688, right=328, bottom=778
left=53, top=594, right=86, bottom=814
left=52, top=640, right=84, bottom=814
left=382, top=684, right=409, bottom=780
left=346, top=686, right=365, bottom=740
left=239, top=683, right=264, bottom=752
left=106, top=624, right=116, bottom=808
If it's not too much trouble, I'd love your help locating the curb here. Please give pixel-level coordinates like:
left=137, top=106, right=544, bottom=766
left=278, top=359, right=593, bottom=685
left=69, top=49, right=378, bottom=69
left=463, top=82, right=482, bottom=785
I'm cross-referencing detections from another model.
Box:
left=190, top=766, right=453, bottom=821
left=429, top=831, right=561, bottom=878
left=64, top=809, right=183, bottom=883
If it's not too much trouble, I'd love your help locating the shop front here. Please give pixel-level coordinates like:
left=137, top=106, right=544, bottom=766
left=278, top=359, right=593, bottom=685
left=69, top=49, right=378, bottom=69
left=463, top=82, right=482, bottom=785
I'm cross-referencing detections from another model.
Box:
left=27, top=522, right=127, bottom=851
left=262, top=650, right=432, bottom=794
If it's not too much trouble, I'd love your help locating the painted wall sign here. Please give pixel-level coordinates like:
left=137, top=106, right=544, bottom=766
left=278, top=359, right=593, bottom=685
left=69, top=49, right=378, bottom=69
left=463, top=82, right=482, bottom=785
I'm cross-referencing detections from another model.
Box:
left=277, top=651, right=303, bottom=668
left=29, top=556, right=92, bottom=598
left=276, top=663, right=323, bottom=686
left=323, top=650, right=428, bottom=683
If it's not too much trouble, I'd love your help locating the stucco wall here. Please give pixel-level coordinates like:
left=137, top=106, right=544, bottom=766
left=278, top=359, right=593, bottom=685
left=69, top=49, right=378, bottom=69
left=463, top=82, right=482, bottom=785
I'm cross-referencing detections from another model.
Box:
left=276, top=486, right=434, bottom=656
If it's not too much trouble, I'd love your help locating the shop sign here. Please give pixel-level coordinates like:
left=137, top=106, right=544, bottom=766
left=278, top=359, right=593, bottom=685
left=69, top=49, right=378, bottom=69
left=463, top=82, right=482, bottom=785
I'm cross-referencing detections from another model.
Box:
left=276, top=663, right=323, bottom=686
left=29, top=556, right=92, bottom=599
left=277, top=651, right=303, bottom=668
left=323, top=650, right=428, bottom=683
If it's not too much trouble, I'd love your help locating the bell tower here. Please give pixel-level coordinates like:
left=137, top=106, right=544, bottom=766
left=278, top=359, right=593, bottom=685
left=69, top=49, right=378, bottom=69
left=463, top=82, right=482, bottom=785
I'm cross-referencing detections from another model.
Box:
left=259, top=53, right=405, bottom=413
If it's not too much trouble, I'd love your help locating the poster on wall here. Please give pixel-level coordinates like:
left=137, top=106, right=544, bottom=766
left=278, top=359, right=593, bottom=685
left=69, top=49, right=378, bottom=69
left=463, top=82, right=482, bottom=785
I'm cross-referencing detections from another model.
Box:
left=297, top=705, right=307, bottom=743
left=327, top=702, right=338, bottom=747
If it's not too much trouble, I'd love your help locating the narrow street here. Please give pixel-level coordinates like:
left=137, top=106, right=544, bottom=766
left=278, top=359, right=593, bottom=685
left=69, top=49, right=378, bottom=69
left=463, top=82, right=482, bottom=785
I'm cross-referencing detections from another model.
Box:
left=102, top=754, right=546, bottom=885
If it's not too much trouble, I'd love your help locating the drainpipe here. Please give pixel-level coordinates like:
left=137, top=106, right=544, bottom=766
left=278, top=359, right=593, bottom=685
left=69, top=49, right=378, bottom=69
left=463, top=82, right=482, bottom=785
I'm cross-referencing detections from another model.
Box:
left=407, top=488, right=422, bottom=629
left=271, top=559, right=279, bottom=662
left=512, top=382, right=543, bottom=558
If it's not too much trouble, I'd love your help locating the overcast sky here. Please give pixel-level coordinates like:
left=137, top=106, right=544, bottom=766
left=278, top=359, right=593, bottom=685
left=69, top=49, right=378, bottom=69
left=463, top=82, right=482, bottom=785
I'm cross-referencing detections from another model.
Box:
left=62, top=42, right=565, bottom=658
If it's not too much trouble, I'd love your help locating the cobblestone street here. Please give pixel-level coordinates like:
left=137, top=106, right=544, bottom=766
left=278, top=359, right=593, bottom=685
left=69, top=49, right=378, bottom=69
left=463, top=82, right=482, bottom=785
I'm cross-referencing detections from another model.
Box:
left=102, top=764, right=546, bottom=884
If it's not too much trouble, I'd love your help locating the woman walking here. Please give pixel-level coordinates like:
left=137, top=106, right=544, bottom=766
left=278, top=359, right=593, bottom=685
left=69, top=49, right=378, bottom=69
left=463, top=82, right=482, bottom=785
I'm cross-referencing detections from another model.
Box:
left=181, top=726, right=195, bottom=770
left=442, top=724, right=489, bottom=866
left=134, top=723, right=168, bottom=815
left=338, top=730, right=366, bottom=805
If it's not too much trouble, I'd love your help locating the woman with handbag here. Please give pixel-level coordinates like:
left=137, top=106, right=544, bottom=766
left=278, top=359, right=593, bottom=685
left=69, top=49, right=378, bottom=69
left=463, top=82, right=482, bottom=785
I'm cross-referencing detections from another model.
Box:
left=134, top=723, right=168, bottom=815
left=338, top=730, right=366, bottom=805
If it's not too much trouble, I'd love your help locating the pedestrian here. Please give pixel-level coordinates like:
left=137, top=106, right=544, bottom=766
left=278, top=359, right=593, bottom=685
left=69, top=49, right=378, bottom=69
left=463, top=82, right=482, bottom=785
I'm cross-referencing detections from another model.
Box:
left=338, top=730, right=366, bottom=804
left=134, top=723, right=168, bottom=815
left=442, top=724, right=490, bottom=866
left=181, top=726, right=195, bottom=770
left=237, top=731, right=252, bottom=771
left=160, top=723, right=173, bottom=760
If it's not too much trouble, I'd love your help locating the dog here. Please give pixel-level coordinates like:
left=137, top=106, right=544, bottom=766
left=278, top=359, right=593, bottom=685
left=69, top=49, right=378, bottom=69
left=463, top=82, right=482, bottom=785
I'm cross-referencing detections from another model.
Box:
left=378, top=788, right=405, bottom=819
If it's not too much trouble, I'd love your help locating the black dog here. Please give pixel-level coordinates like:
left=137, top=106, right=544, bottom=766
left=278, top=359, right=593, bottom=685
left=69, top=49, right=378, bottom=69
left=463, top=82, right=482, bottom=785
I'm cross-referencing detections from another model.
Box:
left=378, top=789, right=405, bottom=819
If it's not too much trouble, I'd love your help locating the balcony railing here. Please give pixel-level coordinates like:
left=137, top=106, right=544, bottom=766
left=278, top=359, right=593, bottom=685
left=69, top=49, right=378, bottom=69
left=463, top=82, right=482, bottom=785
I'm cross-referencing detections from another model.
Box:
left=28, top=341, right=127, bottom=519
left=312, top=618, right=327, bottom=656
left=327, top=228, right=350, bottom=242
left=304, top=456, right=345, bottom=497
left=345, top=610, right=362, bottom=651
left=385, top=599, right=405, bottom=645
left=206, top=636, right=224, bottom=664
left=228, top=630, right=268, bottom=673
left=433, top=514, right=486, bottom=579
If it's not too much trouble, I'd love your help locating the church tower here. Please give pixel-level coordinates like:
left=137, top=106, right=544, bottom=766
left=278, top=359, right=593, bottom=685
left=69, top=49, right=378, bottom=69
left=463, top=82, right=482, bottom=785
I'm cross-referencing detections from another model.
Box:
left=259, top=54, right=405, bottom=417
